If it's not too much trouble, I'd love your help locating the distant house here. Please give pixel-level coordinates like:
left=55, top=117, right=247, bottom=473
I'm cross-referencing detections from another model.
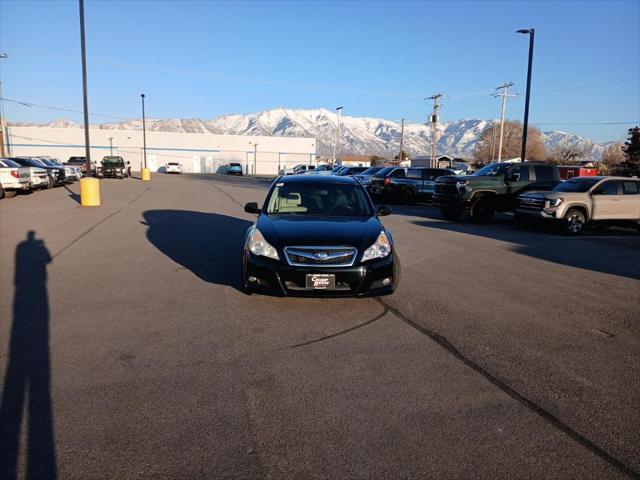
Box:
left=411, top=154, right=473, bottom=168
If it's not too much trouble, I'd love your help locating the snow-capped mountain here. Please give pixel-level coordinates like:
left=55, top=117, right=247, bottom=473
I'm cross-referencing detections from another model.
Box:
left=11, top=108, right=609, bottom=160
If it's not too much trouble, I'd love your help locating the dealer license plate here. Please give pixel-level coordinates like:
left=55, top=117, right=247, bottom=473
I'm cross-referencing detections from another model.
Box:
left=306, top=273, right=336, bottom=290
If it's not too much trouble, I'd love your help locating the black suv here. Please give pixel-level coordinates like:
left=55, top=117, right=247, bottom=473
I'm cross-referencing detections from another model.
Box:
left=367, top=167, right=407, bottom=200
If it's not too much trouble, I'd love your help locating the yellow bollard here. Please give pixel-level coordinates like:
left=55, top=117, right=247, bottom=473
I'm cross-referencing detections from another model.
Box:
left=141, top=168, right=151, bottom=182
left=80, top=177, right=100, bottom=207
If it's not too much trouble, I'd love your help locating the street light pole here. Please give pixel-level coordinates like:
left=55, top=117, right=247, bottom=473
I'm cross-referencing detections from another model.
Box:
left=79, top=0, right=91, bottom=174
left=334, top=106, right=343, bottom=163
left=517, top=28, right=535, bottom=163
left=141, top=94, right=147, bottom=170
left=0, top=53, right=8, bottom=158
left=108, top=136, right=114, bottom=156
left=253, top=143, right=258, bottom=175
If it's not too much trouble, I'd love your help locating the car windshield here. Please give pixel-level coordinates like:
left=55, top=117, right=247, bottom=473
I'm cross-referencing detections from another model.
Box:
left=373, top=167, right=394, bottom=177
left=103, top=157, right=124, bottom=165
left=472, top=163, right=510, bottom=176
left=266, top=182, right=373, bottom=216
left=552, top=178, right=601, bottom=192
left=361, top=167, right=382, bottom=175
left=39, top=159, right=56, bottom=166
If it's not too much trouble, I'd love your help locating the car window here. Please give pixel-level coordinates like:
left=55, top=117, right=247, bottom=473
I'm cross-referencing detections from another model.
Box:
left=390, top=169, right=405, bottom=178
left=373, top=167, right=394, bottom=177
left=622, top=181, right=639, bottom=195
left=266, top=183, right=373, bottom=216
left=534, top=165, right=555, bottom=181
left=510, top=165, right=530, bottom=181
left=596, top=180, right=620, bottom=195
left=406, top=169, right=422, bottom=179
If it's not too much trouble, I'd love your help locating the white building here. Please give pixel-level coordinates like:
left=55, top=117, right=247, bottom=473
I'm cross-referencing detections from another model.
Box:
left=6, top=126, right=316, bottom=175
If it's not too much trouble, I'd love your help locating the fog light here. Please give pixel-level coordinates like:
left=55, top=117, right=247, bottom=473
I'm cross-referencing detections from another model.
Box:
left=382, top=277, right=391, bottom=286
left=248, top=276, right=258, bottom=283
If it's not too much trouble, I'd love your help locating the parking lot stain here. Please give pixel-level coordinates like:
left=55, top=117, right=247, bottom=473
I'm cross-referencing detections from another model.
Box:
left=373, top=297, right=639, bottom=479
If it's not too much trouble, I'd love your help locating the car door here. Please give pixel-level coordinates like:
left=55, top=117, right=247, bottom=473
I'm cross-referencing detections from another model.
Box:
left=619, top=180, right=640, bottom=220
left=591, top=180, right=622, bottom=220
left=504, top=164, right=532, bottom=209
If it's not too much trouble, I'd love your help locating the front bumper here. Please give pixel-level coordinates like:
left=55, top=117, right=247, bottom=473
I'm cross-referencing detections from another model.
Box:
left=432, top=193, right=468, bottom=208
left=515, top=207, right=560, bottom=220
left=244, top=252, right=396, bottom=297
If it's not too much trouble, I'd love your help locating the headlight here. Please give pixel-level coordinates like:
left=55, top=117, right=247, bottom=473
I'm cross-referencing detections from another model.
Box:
left=362, top=231, right=392, bottom=262
left=548, top=197, right=563, bottom=207
left=247, top=228, right=279, bottom=260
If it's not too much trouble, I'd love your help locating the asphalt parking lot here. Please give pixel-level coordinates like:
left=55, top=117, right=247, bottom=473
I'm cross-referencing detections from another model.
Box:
left=1, top=173, right=639, bottom=479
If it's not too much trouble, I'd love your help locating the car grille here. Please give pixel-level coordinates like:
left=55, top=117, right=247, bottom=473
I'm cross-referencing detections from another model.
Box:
left=434, top=182, right=457, bottom=195
left=284, top=246, right=357, bottom=267
left=518, top=196, right=545, bottom=210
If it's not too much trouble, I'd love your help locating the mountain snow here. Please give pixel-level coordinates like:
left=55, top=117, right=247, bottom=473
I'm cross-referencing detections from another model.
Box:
left=11, top=108, right=609, bottom=160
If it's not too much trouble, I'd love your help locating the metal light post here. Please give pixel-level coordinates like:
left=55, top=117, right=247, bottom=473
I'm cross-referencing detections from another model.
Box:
left=108, top=136, right=114, bottom=156
left=334, top=106, right=343, bottom=163
left=253, top=143, right=258, bottom=175
left=79, top=0, right=91, bottom=174
left=141, top=94, right=147, bottom=170
left=0, top=53, right=8, bottom=158
left=517, top=28, right=535, bottom=163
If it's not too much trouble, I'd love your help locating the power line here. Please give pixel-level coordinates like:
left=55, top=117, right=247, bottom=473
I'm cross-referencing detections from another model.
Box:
left=0, top=96, right=130, bottom=120
left=535, top=77, right=640, bottom=95
left=532, top=121, right=639, bottom=126
left=535, top=60, right=639, bottom=86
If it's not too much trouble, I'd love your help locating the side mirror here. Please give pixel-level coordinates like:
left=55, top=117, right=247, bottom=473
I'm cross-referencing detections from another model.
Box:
left=244, top=202, right=261, bottom=214
left=509, top=172, right=521, bottom=183
left=377, top=205, right=392, bottom=216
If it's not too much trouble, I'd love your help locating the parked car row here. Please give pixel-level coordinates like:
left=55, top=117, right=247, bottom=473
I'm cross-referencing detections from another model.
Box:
left=0, top=155, right=133, bottom=200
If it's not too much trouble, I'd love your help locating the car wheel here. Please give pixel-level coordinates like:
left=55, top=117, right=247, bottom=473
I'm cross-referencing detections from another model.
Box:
left=46, top=177, right=54, bottom=189
left=440, top=206, right=463, bottom=220
left=563, top=208, right=587, bottom=235
left=397, top=187, right=414, bottom=204
left=3, top=190, right=17, bottom=198
left=470, top=197, right=495, bottom=223
left=0, top=185, right=5, bottom=199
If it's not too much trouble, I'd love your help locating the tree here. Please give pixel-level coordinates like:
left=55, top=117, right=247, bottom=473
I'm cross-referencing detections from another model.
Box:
left=622, top=127, right=640, bottom=164
left=393, top=150, right=410, bottom=162
left=613, top=127, right=640, bottom=177
left=546, top=142, right=587, bottom=164
left=370, top=156, right=387, bottom=166
left=601, top=142, right=625, bottom=167
left=474, top=120, right=545, bottom=162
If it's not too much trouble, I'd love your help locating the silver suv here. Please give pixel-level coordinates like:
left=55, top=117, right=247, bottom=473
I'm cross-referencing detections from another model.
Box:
left=516, top=176, right=640, bottom=234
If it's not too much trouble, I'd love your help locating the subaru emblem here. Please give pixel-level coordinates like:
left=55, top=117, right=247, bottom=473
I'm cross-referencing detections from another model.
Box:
left=314, top=252, right=329, bottom=260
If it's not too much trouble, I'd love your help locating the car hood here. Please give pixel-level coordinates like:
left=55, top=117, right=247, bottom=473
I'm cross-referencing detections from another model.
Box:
left=256, top=215, right=383, bottom=252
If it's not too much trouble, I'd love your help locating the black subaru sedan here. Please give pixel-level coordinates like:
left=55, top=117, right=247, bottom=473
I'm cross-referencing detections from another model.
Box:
left=242, top=175, right=397, bottom=296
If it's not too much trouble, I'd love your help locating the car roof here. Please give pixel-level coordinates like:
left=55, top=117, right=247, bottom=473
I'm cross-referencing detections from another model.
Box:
left=276, top=174, right=358, bottom=185
left=568, top=176, right=635, bottom=181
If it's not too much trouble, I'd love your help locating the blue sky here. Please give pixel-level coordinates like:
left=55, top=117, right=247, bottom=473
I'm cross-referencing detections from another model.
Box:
left=1, top=0, right=638, bottom=142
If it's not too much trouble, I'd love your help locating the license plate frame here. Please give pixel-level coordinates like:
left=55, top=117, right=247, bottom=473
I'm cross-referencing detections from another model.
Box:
left=306, top=273, right=336, bottom=290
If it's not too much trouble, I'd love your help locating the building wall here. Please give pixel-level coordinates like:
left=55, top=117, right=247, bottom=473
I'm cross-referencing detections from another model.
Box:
left=6, top=126, right=316, bottom=175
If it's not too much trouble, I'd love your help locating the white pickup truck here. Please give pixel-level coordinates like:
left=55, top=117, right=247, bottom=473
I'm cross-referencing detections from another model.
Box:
left=0, top=158, right=32, bottom=199
left=278, top=164, right=316, bottom=176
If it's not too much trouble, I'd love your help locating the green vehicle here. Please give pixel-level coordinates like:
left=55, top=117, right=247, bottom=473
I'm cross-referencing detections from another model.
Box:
left=433, top=162, right=560, bottom=223
left=101, top=156, right=129, bottom=179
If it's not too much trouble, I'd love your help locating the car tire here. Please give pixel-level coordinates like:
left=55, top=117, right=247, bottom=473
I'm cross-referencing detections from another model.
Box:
left=397, top=187, right=413, bottom=204
left=563, top=208, right=587, bottom=235
left=470, top=197, right=495, bottom=224
left=440, top=206, right=463, bottom=220
left=46, top=177, right=54, bottom=189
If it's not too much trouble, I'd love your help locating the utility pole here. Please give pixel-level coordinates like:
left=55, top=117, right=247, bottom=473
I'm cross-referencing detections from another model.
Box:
left=0, top=53, right=8, bottom=158
left=427, top=94, right=442, bottom=168
left=79, top=0, right=91, bottom=174
left=398, top=118, right=404, bottom=165
left=494, top=82, right=515, bottom=161
left=108, top=136, right=114, bottom=156
left=489, top=120, right=498, bottom=162
left=333, top=106, right=343, bottom=163
left=253, top=143, right=258, bottom=174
